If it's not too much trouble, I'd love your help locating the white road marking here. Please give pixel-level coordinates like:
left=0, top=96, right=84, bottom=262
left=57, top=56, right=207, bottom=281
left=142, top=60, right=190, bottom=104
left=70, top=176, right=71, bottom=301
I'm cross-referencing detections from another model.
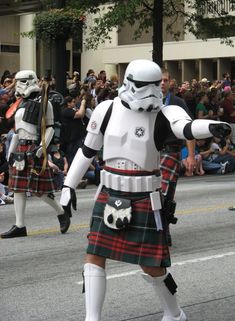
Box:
left=76, top=251, right=235, bottom=285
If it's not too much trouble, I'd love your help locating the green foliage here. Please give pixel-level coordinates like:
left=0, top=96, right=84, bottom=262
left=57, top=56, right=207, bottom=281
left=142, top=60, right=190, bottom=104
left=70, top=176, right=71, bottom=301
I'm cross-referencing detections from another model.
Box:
left=68, top=0, right=235, bottom=50
left=21, top=8, right=85, bottom=44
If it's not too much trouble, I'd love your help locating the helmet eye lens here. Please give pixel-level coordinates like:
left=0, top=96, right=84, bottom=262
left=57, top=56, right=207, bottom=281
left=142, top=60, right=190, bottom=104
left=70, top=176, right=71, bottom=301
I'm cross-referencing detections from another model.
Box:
left=128, top=78, right=161, bottom=88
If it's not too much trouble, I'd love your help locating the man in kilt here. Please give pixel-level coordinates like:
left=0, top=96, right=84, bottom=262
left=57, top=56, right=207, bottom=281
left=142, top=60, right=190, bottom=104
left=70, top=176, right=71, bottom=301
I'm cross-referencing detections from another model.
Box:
left=1, top=70, right=70, bottom=239
left=160, top=69, right=196, bottom=246
left=60, top=59, right=231, bottom=321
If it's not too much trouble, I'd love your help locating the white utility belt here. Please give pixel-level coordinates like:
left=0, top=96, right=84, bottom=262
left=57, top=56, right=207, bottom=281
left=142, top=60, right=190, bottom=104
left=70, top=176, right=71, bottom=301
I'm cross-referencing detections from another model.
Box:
left=100, top=169, right=161, bottom=193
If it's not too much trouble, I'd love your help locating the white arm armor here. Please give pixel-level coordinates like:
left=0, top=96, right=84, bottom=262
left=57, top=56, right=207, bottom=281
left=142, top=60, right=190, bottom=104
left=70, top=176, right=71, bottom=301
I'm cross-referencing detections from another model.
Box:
left=63, top=148, right=94, bottom=189
left=60, top=148, right=94, bottom=206
left=162, top=104, right=229, bottom=140
left=7, top=133, right=19, bottom=161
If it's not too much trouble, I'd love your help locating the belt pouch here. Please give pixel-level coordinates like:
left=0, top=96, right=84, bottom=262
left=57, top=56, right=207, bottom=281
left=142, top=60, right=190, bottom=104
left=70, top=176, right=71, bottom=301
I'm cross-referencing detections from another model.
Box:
left=13, top=152, right=26, bottom=171
left=104, top=196, right=132, bottom=230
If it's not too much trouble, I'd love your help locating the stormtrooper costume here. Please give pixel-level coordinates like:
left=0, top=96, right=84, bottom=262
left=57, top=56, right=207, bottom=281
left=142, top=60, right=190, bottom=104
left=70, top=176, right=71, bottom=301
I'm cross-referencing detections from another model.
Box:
left=60, top=60, right=231, bottom=321
left=1, top=70, right=70, bottom=239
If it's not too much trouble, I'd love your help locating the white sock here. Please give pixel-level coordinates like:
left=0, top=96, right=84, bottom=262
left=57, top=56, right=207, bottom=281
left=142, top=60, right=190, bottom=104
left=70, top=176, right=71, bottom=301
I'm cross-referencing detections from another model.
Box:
left=84, top=263, right=106, bottom=321
left=39, top=194, right=64, bottom=215
left=15, top=193, right=26, bottom=228
left=142, top=272, right=181, bottom=318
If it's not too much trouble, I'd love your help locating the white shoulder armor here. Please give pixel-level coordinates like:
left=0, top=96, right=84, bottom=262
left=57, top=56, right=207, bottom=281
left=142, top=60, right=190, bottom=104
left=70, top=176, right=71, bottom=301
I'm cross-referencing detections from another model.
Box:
left=86, top=100, right=113, bottom=135
left=161, top=104, right=192, bottom=140
left=161, top=104, right=191, bottom=123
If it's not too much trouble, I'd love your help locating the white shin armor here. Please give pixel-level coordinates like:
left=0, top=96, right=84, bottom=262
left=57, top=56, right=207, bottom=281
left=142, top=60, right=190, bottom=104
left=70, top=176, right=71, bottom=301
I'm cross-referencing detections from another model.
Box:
left=83, top=263, right=106, bottom=321
left=142, top=272, right=186, bottom=320
left=14, top=193, right=26, bottom=228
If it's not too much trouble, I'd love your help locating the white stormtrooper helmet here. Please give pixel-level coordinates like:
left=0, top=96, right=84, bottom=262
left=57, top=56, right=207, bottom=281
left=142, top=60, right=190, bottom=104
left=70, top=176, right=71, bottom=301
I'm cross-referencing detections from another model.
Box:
left=119, top=59, right=163, bottom=112
left=15, top=70, right=40, bottom=98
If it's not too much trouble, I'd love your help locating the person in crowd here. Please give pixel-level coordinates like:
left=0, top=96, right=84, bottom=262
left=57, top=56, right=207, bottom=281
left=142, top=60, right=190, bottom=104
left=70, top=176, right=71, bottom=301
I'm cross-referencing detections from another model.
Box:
left=220, top=88, right=235, bottom=143
left=206, top=87, right=223, bottom=120
left=195, top=91, right=213, bottom=119
left=0, top=171, right=13, bottom=205
left=0, top=136, right=9, bottom=186
left=1, top=70, right=11, bottom=85
left=60, top=59, right=231, bottom=321
left=48, top=143, right=68, bottom=191
left=60, top=95, right=87, bottom=167
left=200, top=78, right=210, bottom=92
left=0, top=70, right=71, bottom=238
left=160, top=69, right=196, bottom=245
left=97, top=70, right=107, bottom=85
left=222, top=72, right=231, bottom=88
left=196, top=138, right=231, bottom=174
left=83, top=69, right=97, bottom=84
left=181, top=144, right=204, bottom=176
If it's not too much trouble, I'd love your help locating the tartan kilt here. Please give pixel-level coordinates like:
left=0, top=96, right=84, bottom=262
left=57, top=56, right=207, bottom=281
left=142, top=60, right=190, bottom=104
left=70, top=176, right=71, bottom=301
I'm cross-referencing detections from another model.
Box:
left=8, top=144, right=55, bottom=194
left=87, top=188, right=171, bottom=267
left=160, top=151, right=181, bottom=196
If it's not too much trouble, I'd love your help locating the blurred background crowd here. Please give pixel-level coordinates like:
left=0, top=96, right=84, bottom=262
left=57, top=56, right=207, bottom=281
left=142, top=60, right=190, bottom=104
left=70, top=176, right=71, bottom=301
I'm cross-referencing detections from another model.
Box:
left=0, top=67, right=235, bottom=206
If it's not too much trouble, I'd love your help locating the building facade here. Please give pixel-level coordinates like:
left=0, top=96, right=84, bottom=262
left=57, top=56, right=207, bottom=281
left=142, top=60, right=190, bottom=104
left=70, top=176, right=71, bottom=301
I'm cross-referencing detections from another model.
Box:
left=0, top=1, right=235, bottom=85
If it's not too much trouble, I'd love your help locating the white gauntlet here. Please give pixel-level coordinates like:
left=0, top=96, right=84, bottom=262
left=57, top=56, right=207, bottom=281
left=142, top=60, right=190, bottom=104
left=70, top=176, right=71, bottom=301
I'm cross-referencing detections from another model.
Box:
left=7, top=133, right=19, bottom=161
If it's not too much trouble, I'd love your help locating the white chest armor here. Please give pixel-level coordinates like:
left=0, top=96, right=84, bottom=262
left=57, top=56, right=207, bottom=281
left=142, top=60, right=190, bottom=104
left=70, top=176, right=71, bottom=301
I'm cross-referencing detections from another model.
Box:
left=103, top=99, right=160, bottom=171
left=15, top=108, right=38, bottom=140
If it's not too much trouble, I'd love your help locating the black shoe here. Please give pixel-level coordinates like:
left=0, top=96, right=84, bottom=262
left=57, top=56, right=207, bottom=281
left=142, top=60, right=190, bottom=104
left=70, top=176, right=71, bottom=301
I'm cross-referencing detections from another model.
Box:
left=1, top=225, right=27, bottom=238
left=57, top=213, right=71, bottom=234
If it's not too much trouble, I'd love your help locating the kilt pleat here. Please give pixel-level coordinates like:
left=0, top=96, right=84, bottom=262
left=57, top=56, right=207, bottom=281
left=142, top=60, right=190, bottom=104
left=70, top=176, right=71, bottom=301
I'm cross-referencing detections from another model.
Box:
left=87, top=188, right=171, bottom=267
left=8, top=144, right=55, bottom=194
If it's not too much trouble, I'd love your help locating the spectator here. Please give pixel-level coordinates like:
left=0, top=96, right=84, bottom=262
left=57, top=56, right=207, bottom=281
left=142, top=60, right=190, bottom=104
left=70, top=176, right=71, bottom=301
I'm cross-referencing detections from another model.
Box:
left=200, top=78, right=210, bottom=92
left=207, top=88, right=223, bottom=120
left=196, top=138, right=230, bottom=174
left=160, top=68, right=196, bottom=246
left=60, top=95, right=87, bottom=167
left=83, top=69, right=97, bottom=84
left=181, top=144, right=205, bottom=176
left=220, top=88, right=235, bottom=143
left=1, top=70, right=11, bottom=85
left=97, top=70, right=107, bottom=85
left=195, top=91, right=213, bottom=119
left=0, top=172, right=14, bottom=205
left=222, top=72, right=231, bottom=88
left=48, top=143, right=68, bottom=191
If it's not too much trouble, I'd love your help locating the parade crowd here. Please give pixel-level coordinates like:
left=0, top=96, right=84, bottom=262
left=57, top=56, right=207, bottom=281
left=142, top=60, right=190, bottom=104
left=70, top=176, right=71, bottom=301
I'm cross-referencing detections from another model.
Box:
left=0, top=68, right=235, bottom=206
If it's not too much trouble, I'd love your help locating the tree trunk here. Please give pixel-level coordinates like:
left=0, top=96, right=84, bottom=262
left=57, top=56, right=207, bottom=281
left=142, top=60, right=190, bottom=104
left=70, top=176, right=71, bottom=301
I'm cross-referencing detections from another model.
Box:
left=152, top=0, right=163, bottom=67
left=55, top=0, right=67, bottom=96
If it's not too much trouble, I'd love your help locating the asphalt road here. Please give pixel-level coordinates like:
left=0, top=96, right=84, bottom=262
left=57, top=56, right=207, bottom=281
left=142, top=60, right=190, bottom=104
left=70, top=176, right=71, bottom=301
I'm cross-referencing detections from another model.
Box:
left=0, top=173, right=235, bottom=321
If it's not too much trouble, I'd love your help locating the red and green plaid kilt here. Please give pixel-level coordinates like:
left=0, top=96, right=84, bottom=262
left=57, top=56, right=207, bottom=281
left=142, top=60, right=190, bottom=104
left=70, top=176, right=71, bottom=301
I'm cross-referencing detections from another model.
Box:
left=87, top=187, right=171, bottom=267
left=160, top=151, right=181, bottom=196
left=8, top=144, right=55, bottom=194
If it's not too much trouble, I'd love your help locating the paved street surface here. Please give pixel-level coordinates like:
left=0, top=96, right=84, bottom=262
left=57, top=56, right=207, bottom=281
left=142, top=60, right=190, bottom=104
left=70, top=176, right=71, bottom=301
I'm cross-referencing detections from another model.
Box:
left=1, top=174, right=235, bottom=321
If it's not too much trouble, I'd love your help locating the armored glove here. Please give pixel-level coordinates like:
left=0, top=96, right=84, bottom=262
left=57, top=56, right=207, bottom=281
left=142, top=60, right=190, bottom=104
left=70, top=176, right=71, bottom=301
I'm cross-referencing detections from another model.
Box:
left=209, top=123, right=231, bottom=139
left=60, top=185, right=77, bottom=210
